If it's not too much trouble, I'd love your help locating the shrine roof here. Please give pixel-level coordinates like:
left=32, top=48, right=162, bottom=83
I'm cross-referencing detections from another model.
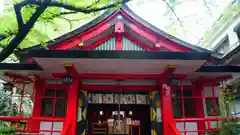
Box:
left=24, top=50, right=210, bottom=60
left=20, top=5, right=211, bottom=53
left=0, top=50, right=240, bottom=84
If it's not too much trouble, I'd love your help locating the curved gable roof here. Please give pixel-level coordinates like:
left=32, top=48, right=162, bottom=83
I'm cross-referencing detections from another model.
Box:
left=21, top=5, right=211, bottom=53
left=121, top=5, right=210, bottom=53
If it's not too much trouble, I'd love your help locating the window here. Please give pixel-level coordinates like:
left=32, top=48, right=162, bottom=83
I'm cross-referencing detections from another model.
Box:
left=41, top=89, right=67, bottom=117
left=206, top=98, right=220, bottom=116
left=39, top=121, right=63, bottom=135
left=172, top=90, right=196, bottom=118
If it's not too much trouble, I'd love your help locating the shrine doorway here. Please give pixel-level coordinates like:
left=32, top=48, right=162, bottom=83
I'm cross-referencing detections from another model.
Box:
left=87, top=104, right=151, bottom=135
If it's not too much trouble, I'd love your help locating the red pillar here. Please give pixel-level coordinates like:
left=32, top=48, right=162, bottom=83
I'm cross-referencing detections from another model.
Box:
left=194, top=85, right=206, bottom=135
left=161, top=83, right=174, bottom=134
left=31, top=79, right=45, bottom=133
left=61, top=78, right=79, bottom=135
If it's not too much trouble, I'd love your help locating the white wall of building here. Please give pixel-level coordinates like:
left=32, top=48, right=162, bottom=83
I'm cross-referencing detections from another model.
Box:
left=203, top=14, right=240, bottom=56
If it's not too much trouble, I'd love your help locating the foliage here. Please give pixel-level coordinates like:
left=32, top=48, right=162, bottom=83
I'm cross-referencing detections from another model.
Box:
left=202, top=131, right=218, bottom=135
left=222, top=85, right=238, bottom=103
left=217, top=84, right=240, bottom=135
left=0, top=89, right=18, bottom=117
left=0, top=84, right=33, bottom=127
left=220, top=120, right=240, bottom=135
left=0, top=0, right=129, bottom=62
left=0, top=126, right=16, bottom=135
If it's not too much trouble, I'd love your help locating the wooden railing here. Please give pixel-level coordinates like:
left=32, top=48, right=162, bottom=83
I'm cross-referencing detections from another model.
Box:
left=60, top=121, right=71, bottom=135
left=0, top=116, right=64, bottom=134
left=168, top=122, right=181, bottom=135
left=16, top=133, right=44, bottom=135
left=174, top=117, right=240, bottom=134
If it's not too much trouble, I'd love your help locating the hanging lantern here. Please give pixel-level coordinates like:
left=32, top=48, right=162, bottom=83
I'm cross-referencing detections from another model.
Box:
left=62, top=75, right=73, bottom=84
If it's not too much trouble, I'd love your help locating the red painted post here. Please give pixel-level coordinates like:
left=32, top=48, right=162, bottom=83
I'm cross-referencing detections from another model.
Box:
left=194, top=85, right=206, bottom=135
left=62, top=78, right=79, bottom=135
left=31, top=79, right=45, bottom=133
left=161, top=82, right=174, bottom=135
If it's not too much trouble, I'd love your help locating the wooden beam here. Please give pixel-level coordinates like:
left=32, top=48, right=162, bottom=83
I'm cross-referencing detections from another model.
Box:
left=50, top=11, right=120, bottom=50
left=52, top=23, right=113, bottom=50
left=52, top=72, right=186, bottom=80
left=80, top=33, right=114, bottom=50
left=64, top=63, right=79, bottom=78
left=4, top=72, right=33, bottom=83
left=81, top=84, right=157, bottom=91
left=123, top=32, right=154, bottom=51
left=162, top=65, right=176, bottom=78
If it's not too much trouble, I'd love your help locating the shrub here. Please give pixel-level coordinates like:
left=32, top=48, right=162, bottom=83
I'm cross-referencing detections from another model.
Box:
left=0, top=126, right=16, bottom=135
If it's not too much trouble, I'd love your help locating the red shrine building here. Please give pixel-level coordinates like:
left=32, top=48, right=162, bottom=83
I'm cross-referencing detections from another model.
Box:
left=0, top=5, right=239, bottom=135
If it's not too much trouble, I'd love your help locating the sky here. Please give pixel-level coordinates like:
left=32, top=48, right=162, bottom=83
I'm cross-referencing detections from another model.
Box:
left=128, top=0, right=233, bottom=45
left=0, top=0, right=4, bottom=15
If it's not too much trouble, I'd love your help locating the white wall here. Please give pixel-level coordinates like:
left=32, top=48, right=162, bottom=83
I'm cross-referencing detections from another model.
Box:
left=40, top=121, right=63, bottom=135
left=176, top=122, right=198, bottom=135
left=203, top=14, right=240, bottom=52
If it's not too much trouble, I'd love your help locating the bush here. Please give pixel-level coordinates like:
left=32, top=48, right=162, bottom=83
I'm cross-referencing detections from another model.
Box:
left=230, top=125, right=240, bottom=135
left=220, top=121, right=240, bottom=135
left=0, top=126, right=16, bottom=135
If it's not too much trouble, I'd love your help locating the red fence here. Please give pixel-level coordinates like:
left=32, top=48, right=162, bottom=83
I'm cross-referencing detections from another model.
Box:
left=175, top=117, right=240, bottom=135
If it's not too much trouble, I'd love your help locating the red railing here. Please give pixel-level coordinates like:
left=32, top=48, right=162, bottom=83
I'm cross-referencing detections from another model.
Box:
left=0, top=116, right=64, bottom=134
left=175, top=117, right=240, bottom=135
left=168, top=121, right=181, bottom=135
left=60, top=119, right=71, bottom=135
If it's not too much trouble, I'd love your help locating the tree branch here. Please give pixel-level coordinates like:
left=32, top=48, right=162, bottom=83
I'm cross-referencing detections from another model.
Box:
left=58, top=16, right=73, bottom=30
left=0, top=0, right=131, bottom=62
left=60, top=11, right=78, bottom=15
left=20, top=0, right=130, bottom=13
left=203, top=0, right=212, bottom=16
left=14, top=5, right=24, bottom=28
left=0, top=34, right=7, bottom=40
left=0, top=5, right=47, bottom=62
left=86, top=0, right=101, bottom=9
left=162, top=0, right=183, bottom=27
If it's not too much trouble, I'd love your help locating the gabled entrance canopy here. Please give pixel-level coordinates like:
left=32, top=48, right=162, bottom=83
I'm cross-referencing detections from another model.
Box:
left=1, top=4, right=239, bottom=84
left=0, top=3, right=239, bottom=87
left=2, top=50, right=240, bottom=81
